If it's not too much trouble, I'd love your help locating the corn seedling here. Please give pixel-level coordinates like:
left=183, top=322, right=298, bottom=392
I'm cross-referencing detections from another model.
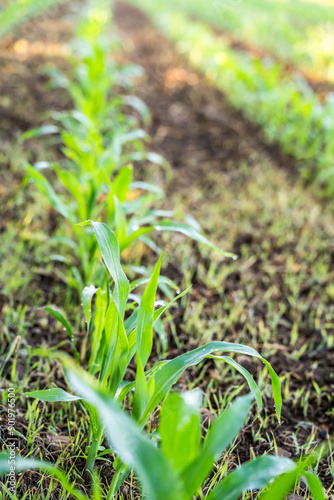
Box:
left=24, top=222, right=281, bottom=483
left=0, top=375, right=326, bottom=499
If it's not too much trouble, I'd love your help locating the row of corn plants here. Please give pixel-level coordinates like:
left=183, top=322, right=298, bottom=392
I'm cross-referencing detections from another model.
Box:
left=0, top=224, right=326, bottom=499
left=23, top=0, right=228, bottom=293
left=0, top=0, right=327, bottom=499
left=158, top=0, right=334, bottom=81
left=129, top=0, right=334, bottom=196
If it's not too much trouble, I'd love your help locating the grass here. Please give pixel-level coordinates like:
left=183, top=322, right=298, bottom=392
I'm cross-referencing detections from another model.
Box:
left=1, top=0, right=333, bottom=498
left=130, top=0, right=334, bottom=195
left=151, top=0, right=334, bottom=81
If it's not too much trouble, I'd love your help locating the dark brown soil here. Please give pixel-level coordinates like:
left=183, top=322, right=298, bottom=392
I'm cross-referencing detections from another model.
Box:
left=1, top=1, right=333, bottom=498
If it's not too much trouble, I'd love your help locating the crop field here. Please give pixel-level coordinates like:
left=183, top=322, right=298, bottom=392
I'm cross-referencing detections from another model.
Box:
left=0, top=0, right=333, bottom=499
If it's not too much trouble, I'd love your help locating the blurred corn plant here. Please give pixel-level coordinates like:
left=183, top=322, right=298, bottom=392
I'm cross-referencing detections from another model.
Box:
left=0, top=375, right=325, bottom=499
left=24, top=0, right=229, bottom=291
left=25, top=222, right=282, bottom=482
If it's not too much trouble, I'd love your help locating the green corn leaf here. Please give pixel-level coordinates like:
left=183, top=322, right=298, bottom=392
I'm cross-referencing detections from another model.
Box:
left=127, top=286, right=194, bottom=364
left=182, top=394, right=253, bottom=496
left=65, top=365, right=185, bottom=500
left=257, top=467, right=301, bottom=500
left=45, top=307, right=79, bottom=362
left=303, top=471, right=326, bottom=500
left=112, top=166, right=133, bottom=203
left=0, top=453, right=87, bottom=500
left=120, top=129, right=148, bottom=145
left=132, top=356, right=149, bottom=422
left=82, top=285, right=98, bottom=333
left=132, top=256, right=162, bottom=420
left=120, top=226, right=154, bottom=252
left=154, top=220, right=236, bottom=258
left=160, top=391, right=201, bottom=472
left=142, top=341, right=281, bottom=424
left=25, top=388, right=81, bottom=402
left=89, top=288, right=108, bottom=374
left=22, top=125, right=59, bottom=140
left=26, top=165, right=74, bottom=222
left=80, top=221, right=130, bottom=318
left=136, top=255, right=163, bottom=368
left=114, top=195, right=128, bottom=244
left=209, top=355, right=263, bottom=411
left=257, top=451, right=318, bottom=500
left=206, top=455, right=296, bottom=500
left=131, top=181, right=165, bottom=198
left=122, top=95, right=152, bottom=126
left=100, top=302, right=129, bottom=395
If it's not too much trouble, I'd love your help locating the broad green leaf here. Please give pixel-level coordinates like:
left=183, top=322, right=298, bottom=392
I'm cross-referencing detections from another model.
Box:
left=257, top=468, right=301, bottom=500
left=45, top=306, right=79, bottom=362
left=142, top=341, right=281, bottom=424
left=114, top=195, right=127, bottom=243
left=100, top=302, right=129, bottom=395
left=154, top=221, right=235, bottom=258
left=303, top=471, right=326, bottom=500
left=132, top=356, right=149, bottom=422
left=112, top=165, right=133, bottom=203
left=131, top=181, right=165, bottom=198
left=89, top=288, right=108, bottom=374
left=182, top=394, right=253, bottom=496
left=136, top=255, right=163, bottom=368
left=122, top=95, right=152, bottom=126
left=206, top=455, right=296, bottom=500
left=120, top=226, right=154, bottom=252
left=80, top=221, right=130, bottom=318
left=82, top=285, right=98, bottom=333
left=65, top=365, right=185, bottom=500
left=26, top=165, right=74, bottom=222
left=0, top=453, right=87, bottom=500
left=257, top=452, right=316, bottom=500
left=132, top=255, right=163, bottom=421
left=210, top=355, right=263, bottom=410
left=160, top=391, right=201, bottom=471
left=22, top=125, right=59, bottom=140
left=25, top=388, right=81, bottom=402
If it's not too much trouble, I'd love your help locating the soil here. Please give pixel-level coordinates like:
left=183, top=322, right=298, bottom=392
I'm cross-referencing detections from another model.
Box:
left=114, top=1, right=334, bottom=495
left=0, top=0, right=333, bottom=498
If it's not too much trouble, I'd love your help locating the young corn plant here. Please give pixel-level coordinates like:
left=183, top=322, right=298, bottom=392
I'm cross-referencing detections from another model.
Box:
left=0, top=374, right=326, bottom=499
left=25, top=0, right=230, bottom=290
left=26, top=222, right=282, bottom=484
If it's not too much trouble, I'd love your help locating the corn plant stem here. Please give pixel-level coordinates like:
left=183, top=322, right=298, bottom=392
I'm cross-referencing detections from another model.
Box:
left=84, top=423, right=105, bottom=480
left=106, top=460, right=125, bottom=500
